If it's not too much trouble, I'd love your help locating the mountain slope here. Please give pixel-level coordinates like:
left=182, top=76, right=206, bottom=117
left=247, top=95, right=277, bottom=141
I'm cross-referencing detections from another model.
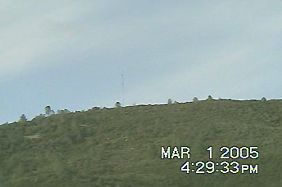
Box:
left=0, top=99, right=281, bottom=187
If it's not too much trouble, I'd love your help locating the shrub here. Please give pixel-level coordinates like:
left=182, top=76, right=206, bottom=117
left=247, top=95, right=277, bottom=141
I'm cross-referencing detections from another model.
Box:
left=167, top=99, right=173, bottom=104
left=57, top=109, right=71, bottom=114
left=193, top=97, right=199, bottom=102
left=207, top=95, right=213, bottom=100
left=92, top=107, right=100, bottom=110
left=33, top=114, right=45, bottom=121
left=45, top=106, right=55, bottom=116
left=115, top=102, right=121, bottom=108
left=19, top=114, right=27, bottom=123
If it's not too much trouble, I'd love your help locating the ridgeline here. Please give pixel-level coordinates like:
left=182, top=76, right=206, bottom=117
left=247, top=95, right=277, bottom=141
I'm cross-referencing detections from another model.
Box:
left=0, top=99, right=281, bottom=187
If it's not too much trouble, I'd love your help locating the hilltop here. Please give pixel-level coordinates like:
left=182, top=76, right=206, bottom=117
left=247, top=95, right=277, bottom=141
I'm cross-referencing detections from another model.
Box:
left=0, top=99, right=281, bottom=187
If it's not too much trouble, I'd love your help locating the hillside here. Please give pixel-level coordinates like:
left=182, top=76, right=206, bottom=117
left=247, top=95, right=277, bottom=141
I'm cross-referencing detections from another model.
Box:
left=0, top=99, right=281, bottom=187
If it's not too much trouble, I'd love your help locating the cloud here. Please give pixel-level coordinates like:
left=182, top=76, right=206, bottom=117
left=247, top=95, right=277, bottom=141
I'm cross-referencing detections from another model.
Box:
left=0, top=1, right=94, bottom=78
left=1, top=0, right=281, bottom=78
left=1, top=0, right=282, bottom=123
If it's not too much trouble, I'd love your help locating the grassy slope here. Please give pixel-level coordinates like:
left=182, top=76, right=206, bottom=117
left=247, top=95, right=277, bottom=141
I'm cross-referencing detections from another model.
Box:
left=0, top=99, right=281, bottom=187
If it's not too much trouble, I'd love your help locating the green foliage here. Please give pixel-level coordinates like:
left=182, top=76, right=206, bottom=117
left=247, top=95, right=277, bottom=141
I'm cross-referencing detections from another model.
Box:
left=207, top=95, right=213, bottom=100
left=33, top=114, right=45, bottom=121
left=45, top=106, right=55, bottom=116
left=167, top=98, right=173, bottom=104
left=57, top=109, right=71, bottom=114
left=193, top=97, right=199, bottom=102
left=0, top=100, right=282, bottom=186
left=115, top=102, right=121, bottom=108
left=19, top=114, right=27, bottom=123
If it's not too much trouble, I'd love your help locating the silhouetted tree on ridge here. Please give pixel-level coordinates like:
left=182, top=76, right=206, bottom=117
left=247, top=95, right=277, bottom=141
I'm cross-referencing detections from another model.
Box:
left=45, top=106, right=55, bottom=116
left=19, top=114, right=27, bottom=123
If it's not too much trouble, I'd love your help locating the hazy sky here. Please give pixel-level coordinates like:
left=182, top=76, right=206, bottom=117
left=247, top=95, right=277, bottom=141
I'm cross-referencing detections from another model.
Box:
left=1, top=0, right=282, bottom=123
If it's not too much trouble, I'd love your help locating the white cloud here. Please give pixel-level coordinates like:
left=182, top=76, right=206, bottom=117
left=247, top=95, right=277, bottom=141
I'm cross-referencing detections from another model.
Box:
left=1, top=0, right=282, bottom=101
left=1, top=0, right=281, bottom=78
left=0, top=1, right=94, bottom=78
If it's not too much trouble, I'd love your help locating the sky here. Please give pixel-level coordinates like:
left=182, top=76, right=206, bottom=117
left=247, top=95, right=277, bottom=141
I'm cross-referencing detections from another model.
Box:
left=1, top=0, right=282, bottom=123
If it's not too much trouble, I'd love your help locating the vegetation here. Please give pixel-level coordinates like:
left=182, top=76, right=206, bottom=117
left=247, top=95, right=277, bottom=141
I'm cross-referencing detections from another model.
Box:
left=207, top=95, right=213, bottom=100
left=18, top=114, right=27, bottom=123
left=168, top=98, right=173, bottom=104
left=57, top=109, right=71, bottom=114
left=45, top=106, right=55, bottom=116
left=0, top=99, right=281, bottom=186
left=261, top=97, right=267, bottom=102
left=115, top=102, right=121, bottom=108
left=193, top=97, right=199, bottom=102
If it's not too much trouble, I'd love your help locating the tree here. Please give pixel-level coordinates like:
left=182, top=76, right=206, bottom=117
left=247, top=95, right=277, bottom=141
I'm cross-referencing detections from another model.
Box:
left=57, top=109, right=70, bottom=114
left=261, top=97, right=267, bottom=102
left=167, top=99, right=173, bottom=104
left=19, top=114, right=27, bottom=122
left=193, top=97, right=199, bottom=102
left=33, top=114, right=45, bottom=120
left=45, top=106, right=55, bottom=116
left=115, top=102, right=121, bottom=108
left=91, top=107, right=100, bottom=110
left=207, top=95, right=213, bottom=100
